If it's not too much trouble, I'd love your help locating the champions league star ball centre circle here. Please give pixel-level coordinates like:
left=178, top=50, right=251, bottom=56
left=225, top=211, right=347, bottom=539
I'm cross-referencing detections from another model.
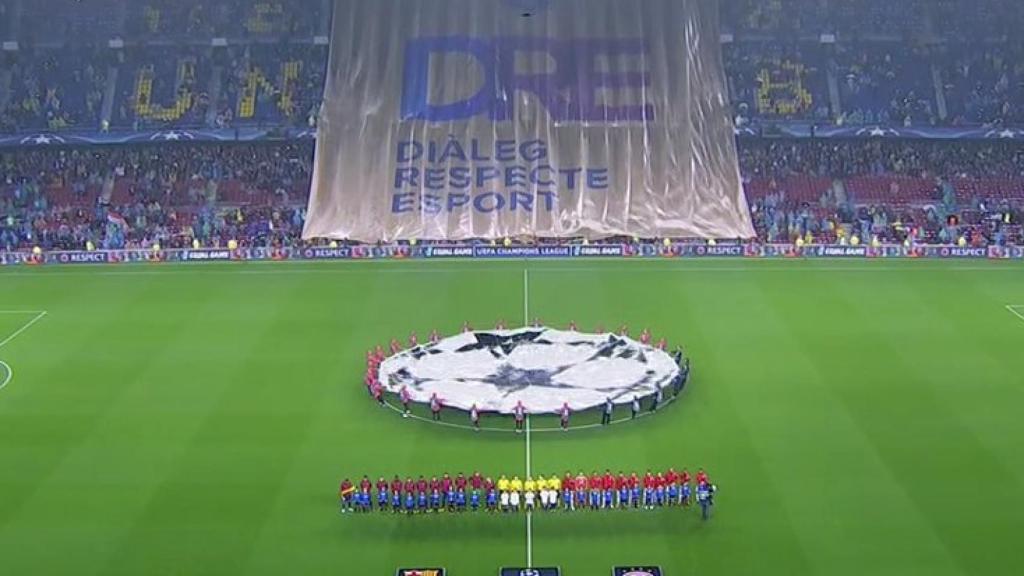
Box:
left=378, top=327, right=681, bottom=415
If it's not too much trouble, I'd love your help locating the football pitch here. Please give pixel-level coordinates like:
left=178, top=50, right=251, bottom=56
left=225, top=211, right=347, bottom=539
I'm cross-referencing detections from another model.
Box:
left=1, top=259, right=1023, bottom=576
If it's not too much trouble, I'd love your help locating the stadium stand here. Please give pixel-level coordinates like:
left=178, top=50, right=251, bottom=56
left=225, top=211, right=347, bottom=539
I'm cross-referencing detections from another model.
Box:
left=1, top=0, right=1022, bottom=251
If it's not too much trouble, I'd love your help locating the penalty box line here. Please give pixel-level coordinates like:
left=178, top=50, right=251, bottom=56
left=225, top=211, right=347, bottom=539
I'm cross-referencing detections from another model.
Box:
left=0, top=311, right=48, bottom=392
left=0, top=311, right=48, bottom=350
left=1006, top=305, right=1024, bottom=323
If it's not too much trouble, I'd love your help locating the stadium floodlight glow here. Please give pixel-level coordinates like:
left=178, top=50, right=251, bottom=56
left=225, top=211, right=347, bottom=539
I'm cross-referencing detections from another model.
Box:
left=378, top=327, right=680, bottom=415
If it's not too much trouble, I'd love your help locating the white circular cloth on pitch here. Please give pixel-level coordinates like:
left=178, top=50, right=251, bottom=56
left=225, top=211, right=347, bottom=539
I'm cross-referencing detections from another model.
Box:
left=378, top=327, right=679, bottom=414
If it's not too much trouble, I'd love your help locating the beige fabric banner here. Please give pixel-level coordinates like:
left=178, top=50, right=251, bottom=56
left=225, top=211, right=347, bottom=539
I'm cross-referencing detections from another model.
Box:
left=304, top=0, right=754, bottom=241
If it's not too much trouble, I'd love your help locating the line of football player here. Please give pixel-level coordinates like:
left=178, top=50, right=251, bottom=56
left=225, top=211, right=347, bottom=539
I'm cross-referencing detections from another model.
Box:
left=339, top=469, right=716, bottom=516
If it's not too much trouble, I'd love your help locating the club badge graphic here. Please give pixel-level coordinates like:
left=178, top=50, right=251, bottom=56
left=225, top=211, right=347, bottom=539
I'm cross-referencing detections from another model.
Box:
left=395, top=568, right=446, bottom=576
left=613, top=567, right=663, bottom=576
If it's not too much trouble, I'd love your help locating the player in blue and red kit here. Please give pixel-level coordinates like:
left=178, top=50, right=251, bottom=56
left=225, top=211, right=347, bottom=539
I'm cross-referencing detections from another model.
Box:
left=574, top=472, right=587, bottom=510
left=391, top=487, right=402, bottom=512
left=441, top=473, right=453, bottom=504
left=376, top=477, right=388, bottom=510
left=404, top=490, right=416, bottom=515
left=360, top=488, right=374, bottom=512
left=654, top=473, right=667, bottom=507
left=589, top=472, right=602, bottom=509
left=602, top=470, right=615, bottom=509
left=667, top=477, right=679, bottom=506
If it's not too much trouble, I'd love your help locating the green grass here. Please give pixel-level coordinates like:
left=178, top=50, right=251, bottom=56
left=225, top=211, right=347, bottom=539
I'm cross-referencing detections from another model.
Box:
left=0, top=259, right=1022, bottom=576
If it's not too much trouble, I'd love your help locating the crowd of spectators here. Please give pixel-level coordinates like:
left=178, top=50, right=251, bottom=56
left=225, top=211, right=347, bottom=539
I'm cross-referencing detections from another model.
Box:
left=740, top=140, right=1023, bottom=245
left=0, top=142, right=312, bottom=251
left=2, top=140, right=1021, bottom=252
left=2, top=1, right=1023, bottom=132
left=1, top=44, right=327, bottom=132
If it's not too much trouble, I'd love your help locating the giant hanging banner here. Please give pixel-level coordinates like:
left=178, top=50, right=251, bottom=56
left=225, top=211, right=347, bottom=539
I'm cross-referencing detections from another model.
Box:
left=303, top=0, right=754, bottom=241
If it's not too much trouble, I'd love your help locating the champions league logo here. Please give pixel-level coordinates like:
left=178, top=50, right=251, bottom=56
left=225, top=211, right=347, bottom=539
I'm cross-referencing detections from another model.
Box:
left=499, top=568, right=560, bottom=576
left=379, top=328, right=680, bottom=414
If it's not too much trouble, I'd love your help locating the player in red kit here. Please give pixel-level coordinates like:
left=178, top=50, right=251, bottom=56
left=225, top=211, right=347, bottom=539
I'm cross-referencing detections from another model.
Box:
left=471, top=472, right=483, bottom=491
left=390, top=475, right=402, bottom=495
left=696, top=469, right=709, bottom=486
left=574, top=471, right=587, bottom=510
left=360, top=475, right=372, bottom=494
left=339, top=478, right=355, bottom=513
left=456, top=473, right=467, bottom=492
left=665, top=468, right=679, bottom=504
left=416, top=476, right=428, bottom=495
left=603, top=470, right=615, bottom=492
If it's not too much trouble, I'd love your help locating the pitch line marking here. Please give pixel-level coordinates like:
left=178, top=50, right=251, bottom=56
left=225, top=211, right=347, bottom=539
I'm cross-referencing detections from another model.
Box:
left=0, top=361, right=12, bottom=392
left=523, top=268, right=530, bottom=327
left=523, top=266, right=533, bottom=568
left=0, top=311, right=47, bottom=350
left=525, top=414, right=533, bottom=568
left=1006, top=305, right=1024, bottom=322
left=0, top=311, right=47, bottom=394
